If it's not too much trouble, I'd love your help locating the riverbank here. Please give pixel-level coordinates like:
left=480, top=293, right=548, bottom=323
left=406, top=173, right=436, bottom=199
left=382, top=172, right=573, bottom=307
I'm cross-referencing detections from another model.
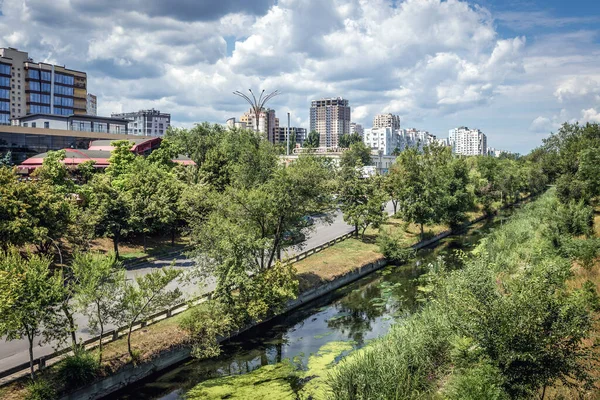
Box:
left=0, top=203, right=514, bottom=400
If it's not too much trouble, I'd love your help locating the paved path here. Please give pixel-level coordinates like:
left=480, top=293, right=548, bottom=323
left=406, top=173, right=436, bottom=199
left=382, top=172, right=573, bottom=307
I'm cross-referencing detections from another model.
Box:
left=0, top=204, right=395, bottom=377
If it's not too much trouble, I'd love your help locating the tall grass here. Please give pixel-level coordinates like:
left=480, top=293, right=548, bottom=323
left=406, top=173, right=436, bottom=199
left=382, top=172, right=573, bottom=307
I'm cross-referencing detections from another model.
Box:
left=328, top=189, right=598, bottom=399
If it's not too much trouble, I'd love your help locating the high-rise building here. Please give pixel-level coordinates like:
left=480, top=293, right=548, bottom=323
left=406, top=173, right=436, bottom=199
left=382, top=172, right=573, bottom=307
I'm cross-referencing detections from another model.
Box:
left=448, top=127, right=487, bottom=156
left=310, top=97, right=351, bottom=148
left=350, top=122, right=364, bottom=137
left=240, top=107, right=278, bottom=143
left=373, top=113, right=400, bottom=130
left=0, top=47, right=87, bottom=125
left=275, top=127, right=307, bottom=146
left=86, top=93, right=97, bottom=116
left=111, top=109, right=171, bottom=137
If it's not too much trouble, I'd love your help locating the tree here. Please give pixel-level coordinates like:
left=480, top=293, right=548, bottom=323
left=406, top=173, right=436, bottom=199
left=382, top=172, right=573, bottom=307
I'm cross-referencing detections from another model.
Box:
left=71, top=252, right=125, bottom=363
left=383, top=163, right=403, bottom=215
left=121, top=158, right=183, bottom=251
left=0, top=168, right=71, bottom=253
left=32, top=150, right=72, bottom=193
left=0, top=248, right=64, bottom=380
left=395, top=147, right=446, bottom=238
left=338, top=166, right=387, bottom=240
left=191, top=155, right=329, bottom=323
left=119, top=268, right=182, bottom=360
left=338, top=132, right=362, bottom=148
left=340, top=141, right=372, bottom=168
left=105, top=140, right=136, bottom=179
left=442, top=157, right=474, bottom=229
left=0, top=150, right=11, bottom=166
left=305, top=130, right=320, bottom=148
left=85, top=174, right=131, bottom=258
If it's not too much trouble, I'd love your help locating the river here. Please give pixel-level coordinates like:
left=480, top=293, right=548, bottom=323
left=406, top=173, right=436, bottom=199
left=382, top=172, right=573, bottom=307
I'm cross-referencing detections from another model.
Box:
left=111, top=210, right=511, bottom=399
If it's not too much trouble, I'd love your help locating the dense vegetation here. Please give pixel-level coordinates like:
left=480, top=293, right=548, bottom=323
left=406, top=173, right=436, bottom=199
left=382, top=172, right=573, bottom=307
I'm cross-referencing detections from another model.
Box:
left=0, top=121, right=598, bottom=399
left=329, top=123, right=600, bottom=399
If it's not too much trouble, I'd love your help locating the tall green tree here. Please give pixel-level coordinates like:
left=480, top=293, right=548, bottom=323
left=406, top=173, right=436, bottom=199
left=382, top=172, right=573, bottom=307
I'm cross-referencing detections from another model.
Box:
left=338, top=166, right=387, bottom=239
left=338, top=132, right=362, bottom=148
left=85, top=174, right=131, bottom=258
left=340, top=141, right=372, bottom=168
left=118, top=268, right=182, bottom=360
left=0, top=248, right=64, bottom=380
left=105, top=140, right=136, bottom=179
left=305, top=130, right=320, bottom=148
left=72, top=252, right=125, bottom=363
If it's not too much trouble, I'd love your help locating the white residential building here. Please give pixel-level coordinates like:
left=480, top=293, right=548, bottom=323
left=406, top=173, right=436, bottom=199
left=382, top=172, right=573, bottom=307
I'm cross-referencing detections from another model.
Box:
left=86, top=93, right=97, bottom=116
left=397, top=128, right=436, bottom=152
left=448, top=127, right=487, bottom=156
left=363, top=127, right=398, bottom=156
left=112, top=109, right=170, bottom=137
left=373, top=113, right=400, bottom=130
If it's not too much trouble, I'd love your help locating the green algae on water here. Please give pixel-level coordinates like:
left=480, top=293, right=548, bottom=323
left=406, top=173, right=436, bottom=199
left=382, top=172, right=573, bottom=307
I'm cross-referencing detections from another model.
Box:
left=185, top=341, right=354, bottom=400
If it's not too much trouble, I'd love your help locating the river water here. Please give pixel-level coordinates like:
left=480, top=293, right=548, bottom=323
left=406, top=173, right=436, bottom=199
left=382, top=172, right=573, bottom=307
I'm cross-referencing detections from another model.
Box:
left=112, top=211, right=511, bottom=399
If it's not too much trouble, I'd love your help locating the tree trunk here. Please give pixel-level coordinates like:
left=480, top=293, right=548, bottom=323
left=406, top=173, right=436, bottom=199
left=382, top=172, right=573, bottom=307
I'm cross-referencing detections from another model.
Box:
left=27, top=330, right=35, bottom=381
left=541, top=384, right=547, bottom=400
left=97, top=302, right=104, bottom=364
left=392, top=200, right=397, bottom=215
left=61, top=302, right=77, bottom=348
left=420, top=223, right=424, bottom=240
left=354, top=223, right=359, bottom=237
left=113, top=234, right=120, bottom=259
left=127, top=324, right=134, bottom=360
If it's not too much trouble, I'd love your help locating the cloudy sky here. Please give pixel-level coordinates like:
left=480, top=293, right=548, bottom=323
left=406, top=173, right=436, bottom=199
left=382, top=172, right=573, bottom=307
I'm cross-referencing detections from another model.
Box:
left=1, top=0, right=599, bottom=153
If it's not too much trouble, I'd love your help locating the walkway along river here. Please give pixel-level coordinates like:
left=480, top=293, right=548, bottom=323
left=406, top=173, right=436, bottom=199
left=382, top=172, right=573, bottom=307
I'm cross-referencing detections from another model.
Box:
left=110, top=208, right=515, bottom=399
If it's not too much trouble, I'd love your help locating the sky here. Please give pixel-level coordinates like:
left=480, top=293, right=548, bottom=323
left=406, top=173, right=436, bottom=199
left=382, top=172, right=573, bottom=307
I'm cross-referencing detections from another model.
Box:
left=1, top=0, right=599, bottom=153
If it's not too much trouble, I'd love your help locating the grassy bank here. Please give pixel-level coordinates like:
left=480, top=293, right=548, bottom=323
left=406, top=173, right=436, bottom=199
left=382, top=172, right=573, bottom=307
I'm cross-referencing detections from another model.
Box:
left=328, top=189, right=600, bottom=399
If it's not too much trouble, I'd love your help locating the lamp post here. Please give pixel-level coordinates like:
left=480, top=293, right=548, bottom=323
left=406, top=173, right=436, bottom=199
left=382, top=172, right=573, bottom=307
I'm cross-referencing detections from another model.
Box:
left=233, top=89, right=280, bottom=135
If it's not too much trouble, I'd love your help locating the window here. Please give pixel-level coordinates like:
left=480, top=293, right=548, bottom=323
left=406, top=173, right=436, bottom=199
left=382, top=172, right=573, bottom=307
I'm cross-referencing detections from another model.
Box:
left=79, top=122, right=84, bottom=131
left=54, top=73, right=74, bottom=85
left=0, top=77, right=9, bottom=87
left=29, top=82, right=40, bottom=91
left=31, top=122, right=36, bottom=128
left=41, top=71, right=51, bottom=81
left=44, top=121, right=49, bottom=129
left=23, top=123, right=27, bottom=127
left=41, top=83, right=51, bottom=92
left=0, top=64, right=10, bottom=75
left=0, top=102, right=7, bottom=111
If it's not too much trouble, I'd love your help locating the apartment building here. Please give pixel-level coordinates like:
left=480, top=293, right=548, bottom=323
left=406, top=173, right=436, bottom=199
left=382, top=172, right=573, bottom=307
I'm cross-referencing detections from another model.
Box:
left=86, top=93, right=97, bottom=116
left=309, top=97, right=351, bottom=148
left=373, top=113, right=401, bottom=130
left=112, top=109, right=171, bottom=137
left=350, top=122, right=364, bottom=137
left=363, top=127, right=398, bottom=156
left=240, top=107, right=278, bottom=143
left=398, top=128, right=436, bottom=152
left=275, top=126, right=307, bottom=146
left=0, top=47, right=87, bottom=125
left=448, top=127, right=487, bottom=156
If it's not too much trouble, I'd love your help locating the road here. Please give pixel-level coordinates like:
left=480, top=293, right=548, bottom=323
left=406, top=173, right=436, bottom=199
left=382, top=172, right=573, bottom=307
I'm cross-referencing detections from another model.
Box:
left=0, top=204, right=395, bottom=377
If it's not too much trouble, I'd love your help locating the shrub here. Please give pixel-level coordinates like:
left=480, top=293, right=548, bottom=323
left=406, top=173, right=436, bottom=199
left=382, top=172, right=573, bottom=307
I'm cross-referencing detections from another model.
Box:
left=377, top=229, right=415, bottom=264
left=25, top=379, right=56, bottom=400
left=180, top=301, right=234, bottom=359
left=57, top=346, right=99, bottom=390
left=562, top=237, right=600, bottom=270
left=443, top=363, right=508, bottom=400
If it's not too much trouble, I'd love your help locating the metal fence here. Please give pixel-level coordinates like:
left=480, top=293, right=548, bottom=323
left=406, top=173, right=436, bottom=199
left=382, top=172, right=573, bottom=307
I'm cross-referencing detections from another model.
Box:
left=0, top=231, right=358, bottom=384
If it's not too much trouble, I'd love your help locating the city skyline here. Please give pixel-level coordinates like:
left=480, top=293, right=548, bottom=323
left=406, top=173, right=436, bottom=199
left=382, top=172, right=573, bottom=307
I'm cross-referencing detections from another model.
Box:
left=1, top=0, right=599, bottom=153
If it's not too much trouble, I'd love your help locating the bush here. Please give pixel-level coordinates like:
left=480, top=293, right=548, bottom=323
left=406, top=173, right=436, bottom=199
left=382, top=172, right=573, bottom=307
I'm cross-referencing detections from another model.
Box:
left=562, top=237, right=600, bottom=270
left=25, top=378, right=56, bottom=400
left=443, top=363, right=508, bottom=400
left=377, top=229, right=415, bottom=264
left=179, top=301, right=234, bottom=359
left=57, top=347, right=99, bottom=390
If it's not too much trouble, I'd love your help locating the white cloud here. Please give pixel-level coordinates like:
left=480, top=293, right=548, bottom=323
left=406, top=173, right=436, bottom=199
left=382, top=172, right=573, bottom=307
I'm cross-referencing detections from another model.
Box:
left=582, top=108, right=600, bottom=123
left=0, top=0, right=600, bottom=152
